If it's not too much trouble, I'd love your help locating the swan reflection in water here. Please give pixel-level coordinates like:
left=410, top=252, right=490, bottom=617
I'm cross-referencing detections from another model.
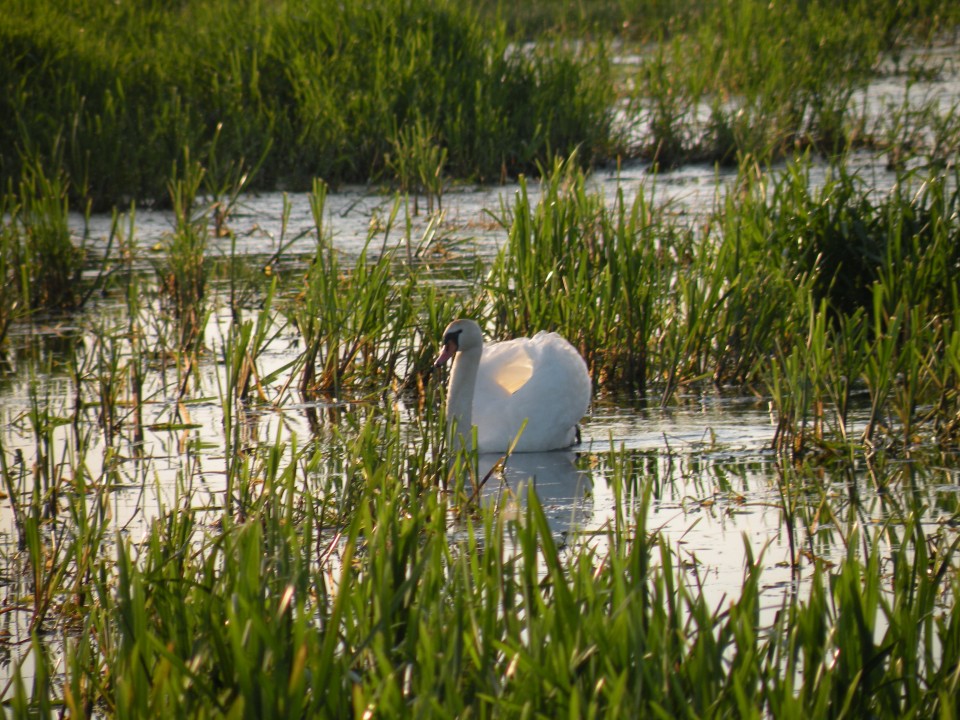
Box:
left=473, top=451, right=593, bottom=536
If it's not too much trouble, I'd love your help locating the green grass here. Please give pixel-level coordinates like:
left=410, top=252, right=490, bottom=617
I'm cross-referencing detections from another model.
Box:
left=6, top=0, right=957, bottom=212
left=2, top=156, right=960, bottom=712
left=3, top=409, right=958, bottom=715
left=627, top=0, right=960, bottom=167
left=477, top=0, right=960, bottom=41
left=469, top=152, right=960, bottom=455
left=2, top=150, right=959, bottom=712
left=2, top=0, right=960, bottom=714
left=0, top=0, right=615, bottom=210
left=0, top=160, right=89, bottom=316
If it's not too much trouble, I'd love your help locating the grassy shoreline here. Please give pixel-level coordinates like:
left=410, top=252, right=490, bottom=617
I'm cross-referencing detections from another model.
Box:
left=0, top=0, right=615, bottom=210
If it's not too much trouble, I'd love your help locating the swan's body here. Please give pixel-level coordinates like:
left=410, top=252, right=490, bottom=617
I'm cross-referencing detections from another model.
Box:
left=434, top=319, right=591, bottom=453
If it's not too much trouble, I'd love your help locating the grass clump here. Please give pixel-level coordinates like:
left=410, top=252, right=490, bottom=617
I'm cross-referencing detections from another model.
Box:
left=285, top=181, right=428, bottom=403
left=738, top=164, right=960, bottom=451
left=480, top=156, right=810, bottom=397
left=0, top=0, right=615, bottom=210
left=626, top=0, right=960, bottom=168
left=155, top=156, right=211, bottom=352
left=0, top=156, right=112, bottom=348
left=484, top=155, right=677, bottom=394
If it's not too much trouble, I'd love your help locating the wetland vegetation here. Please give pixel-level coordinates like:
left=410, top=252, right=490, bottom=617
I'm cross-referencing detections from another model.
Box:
left=2, top=0, right=960, bottom=716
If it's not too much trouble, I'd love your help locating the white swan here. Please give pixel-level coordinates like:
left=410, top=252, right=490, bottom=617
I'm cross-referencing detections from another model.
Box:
left=434, top=319, right=591, bottom=452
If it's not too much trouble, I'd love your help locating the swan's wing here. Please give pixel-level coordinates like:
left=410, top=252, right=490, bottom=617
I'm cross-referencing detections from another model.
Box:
left=512, top=332, right=591, bottom=427
left=477, top=339, right=535, bottom=395
left=474, top=333, right=591, bottom=452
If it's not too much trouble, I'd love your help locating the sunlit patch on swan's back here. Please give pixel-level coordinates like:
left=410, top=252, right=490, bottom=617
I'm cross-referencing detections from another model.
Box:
left=483, top=343, right=534, bottom=394
left=441, top=319, right=591, bottom=452
left=492, top=354, right=533, bottom=393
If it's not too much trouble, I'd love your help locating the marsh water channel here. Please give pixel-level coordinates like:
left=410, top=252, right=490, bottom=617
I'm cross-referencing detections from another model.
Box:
left=2, top=40, right=960, bottom=693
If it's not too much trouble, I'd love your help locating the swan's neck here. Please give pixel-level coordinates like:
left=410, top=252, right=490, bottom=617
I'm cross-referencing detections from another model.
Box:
left=447, top=346, right=481, bottom=451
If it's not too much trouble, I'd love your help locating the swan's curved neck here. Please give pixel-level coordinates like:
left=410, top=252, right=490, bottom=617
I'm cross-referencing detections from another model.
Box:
left=447, top=346, right=481, bottom=450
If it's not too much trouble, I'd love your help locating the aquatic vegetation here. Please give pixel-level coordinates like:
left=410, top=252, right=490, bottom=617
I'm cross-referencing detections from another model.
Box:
left=1, top=152, right=960, bottom=712
left=0, top=0, right=614, bottom=209
left=485, top=156, right=679, bottom=394
left=385, top=117, right=448, bottom=216
left=282, top=180, right=444, bottom=405
left=0, top=160, right=88, bottom=315
left=626, top=0, right=960, bottom=167
left=2, top=399, right=958, bottom=715
left=751, top=163, right=960, bottom=452
left=156, top=156, right=211, bottom=352
left=1, top=0, right=960, bottom=715
left=481, top=152, right=960, bottom=456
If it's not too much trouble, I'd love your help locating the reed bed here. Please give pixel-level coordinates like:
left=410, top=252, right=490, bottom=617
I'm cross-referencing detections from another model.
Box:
left=2, top=408, right=958, bottom=716
left=0, top=0, right=613, bottom=210
left=2, top=0, right=960, bottom=715
left=6, top=0, right=958, bottom=212
left=2, top=150, right=960, bottom=714
left=482, top=155, right=960, bottom=455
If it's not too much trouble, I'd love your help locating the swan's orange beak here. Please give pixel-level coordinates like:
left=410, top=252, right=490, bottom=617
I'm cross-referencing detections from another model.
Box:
left=433, top=339, right=457, bottom=367
left=433, top=329, right=461, bottom=367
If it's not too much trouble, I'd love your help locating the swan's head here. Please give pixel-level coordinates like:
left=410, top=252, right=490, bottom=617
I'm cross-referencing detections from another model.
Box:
left=433, top=319, right=484, bottom=366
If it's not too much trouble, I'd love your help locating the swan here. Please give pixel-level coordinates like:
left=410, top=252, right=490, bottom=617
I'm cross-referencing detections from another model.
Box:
left=433, top=319, right=591, bottom=452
